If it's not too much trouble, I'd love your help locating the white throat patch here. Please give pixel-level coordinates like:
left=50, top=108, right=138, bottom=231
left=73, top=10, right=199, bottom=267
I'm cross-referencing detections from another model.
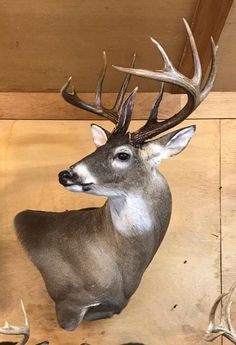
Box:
left=109, top=193, right=154, bottom=236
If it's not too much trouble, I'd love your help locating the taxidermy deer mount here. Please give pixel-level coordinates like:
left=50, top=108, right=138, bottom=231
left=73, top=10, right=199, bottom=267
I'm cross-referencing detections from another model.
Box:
left=15, top=19, right=217, bottom=331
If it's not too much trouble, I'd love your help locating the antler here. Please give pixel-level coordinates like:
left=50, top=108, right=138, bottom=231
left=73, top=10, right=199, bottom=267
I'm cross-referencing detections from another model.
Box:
left=204, top=281, right=236, bottom=344
left=0, top=300, right=30, bottom=345
left=113, top=18, right=217, bottom=145
left=61, top=52, right=138, bottom=134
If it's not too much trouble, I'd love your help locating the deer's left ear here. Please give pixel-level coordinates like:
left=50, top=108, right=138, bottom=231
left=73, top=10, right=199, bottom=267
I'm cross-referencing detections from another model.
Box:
left=90, top=124, right=111, bottom=147
left=141, top=125, right=196, bottom=166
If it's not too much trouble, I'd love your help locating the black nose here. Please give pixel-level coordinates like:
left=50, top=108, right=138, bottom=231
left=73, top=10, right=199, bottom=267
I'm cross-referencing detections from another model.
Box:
left=58, top=170, right=77, bottom=186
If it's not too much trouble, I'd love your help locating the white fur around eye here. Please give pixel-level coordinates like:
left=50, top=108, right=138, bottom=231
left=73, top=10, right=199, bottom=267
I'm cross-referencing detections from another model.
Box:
left=112, top=146, right=132, bottom=169
left=112, top=159, right=130, bottom=169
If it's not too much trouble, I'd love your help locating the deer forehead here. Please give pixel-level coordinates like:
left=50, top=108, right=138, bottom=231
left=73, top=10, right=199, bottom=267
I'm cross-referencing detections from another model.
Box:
left=113, top=145, right=133, bottom=154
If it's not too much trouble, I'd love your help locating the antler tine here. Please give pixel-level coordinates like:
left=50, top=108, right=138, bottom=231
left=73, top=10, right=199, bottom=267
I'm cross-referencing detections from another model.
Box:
left=0, top=300, right=30, bottom=345
left=200, top=37, right=218, bottom=102
left=150, top=37, right=173, bottom=71
left=139, top=83, right=165, bottom=132
left=204, top=292, right=228, bottom=341
left=113, top=32, right=198, bottom=98
left=61, top=54, right=117, bottom=124
left=222, top=281, right=236, bottom=333
left=182, top=18, right=202, bottom=84
left=114, top=86, right=138, bottom=135
left=205, top=282, right=236, bottom=344
left=61, top=53, right=137, bottom=129
left=113, top=18, right=217, bottom=144
left=113, top=53, right=136, bottom=113
left=125, top=83, right=164, bottom=144
left=95, top=51, right=107, bottom=106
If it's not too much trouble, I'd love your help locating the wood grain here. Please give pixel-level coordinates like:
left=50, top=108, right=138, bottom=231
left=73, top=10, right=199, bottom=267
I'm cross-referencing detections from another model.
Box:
left=0, top=1, right=234, bottom=93
left=0, top=119, right=220, bottom=345
left=221, top=120, right=236, bottom=345
left=0, top=91, right=180, bottom=120
left=0, top=0, right=196, bottom=92
left=181, top=92, right=236, bottom=119
left=0, top=91, right=236, bottom=120
left=213, top=2, right=236, bottom=92
left=172, top=0, right=233, bottom=93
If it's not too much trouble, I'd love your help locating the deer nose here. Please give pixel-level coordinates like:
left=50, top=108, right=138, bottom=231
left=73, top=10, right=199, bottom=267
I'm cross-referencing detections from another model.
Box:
left=58, top=170, right=78, bottom=186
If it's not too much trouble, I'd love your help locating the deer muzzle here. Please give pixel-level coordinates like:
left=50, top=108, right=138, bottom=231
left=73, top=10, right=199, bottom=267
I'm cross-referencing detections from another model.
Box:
left=58, top=169, right=94, bottom=192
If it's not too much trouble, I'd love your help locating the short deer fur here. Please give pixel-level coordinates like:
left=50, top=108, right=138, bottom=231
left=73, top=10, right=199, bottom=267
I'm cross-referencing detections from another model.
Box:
left=15, top=20, right=217, bottom=331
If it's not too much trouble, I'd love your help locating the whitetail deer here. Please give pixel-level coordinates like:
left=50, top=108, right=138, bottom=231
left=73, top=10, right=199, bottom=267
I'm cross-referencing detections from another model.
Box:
left=205, top=281, right=236, bottom=344
left=15, top=19, right=217, bottom=331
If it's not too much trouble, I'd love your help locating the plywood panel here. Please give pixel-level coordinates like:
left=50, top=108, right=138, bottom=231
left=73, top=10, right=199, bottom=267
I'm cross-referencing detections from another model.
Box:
left=0, top=119, right=220, bottom=345
left=213, top=2, right=236, bottom=91
left=0, top=0, right=197, bottom=92
left=172, top=0, right=233, bottom=93
left=0, top=91, right=181, bottom=120
left=221, top=120, right=236, bottom=345
left=1, top=91, right=235, bottom=120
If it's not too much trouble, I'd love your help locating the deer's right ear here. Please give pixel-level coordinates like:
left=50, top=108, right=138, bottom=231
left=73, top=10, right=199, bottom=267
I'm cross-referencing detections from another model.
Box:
left=90, top=124, right=110, bottom=147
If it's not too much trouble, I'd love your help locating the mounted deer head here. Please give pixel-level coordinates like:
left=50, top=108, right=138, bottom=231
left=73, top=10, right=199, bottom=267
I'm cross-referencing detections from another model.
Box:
left=15, top=19, right=217, bottom=331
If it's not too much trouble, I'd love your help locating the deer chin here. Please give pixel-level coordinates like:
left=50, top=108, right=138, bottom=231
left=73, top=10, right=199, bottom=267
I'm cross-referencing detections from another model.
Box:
left=65, top=183, right=121, bottom=196
left=66, top=183, right=94, bottom=193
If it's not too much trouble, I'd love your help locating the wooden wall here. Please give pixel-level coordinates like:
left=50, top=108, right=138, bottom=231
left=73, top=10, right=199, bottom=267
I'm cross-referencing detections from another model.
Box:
left=0, top=117, right=222, bottom=345
left=0, top=0, right=234, bottom=93
left=0, top=0, right=196, bottom=92
left=213, top=1, right=236, bottom=91
left=1, top=93, right=236, bottom=344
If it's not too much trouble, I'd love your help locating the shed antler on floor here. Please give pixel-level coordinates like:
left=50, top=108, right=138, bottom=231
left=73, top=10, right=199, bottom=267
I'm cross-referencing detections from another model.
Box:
left=0, top=301, right=29, bottom=345
left=205, top=281, right=236, bottom=343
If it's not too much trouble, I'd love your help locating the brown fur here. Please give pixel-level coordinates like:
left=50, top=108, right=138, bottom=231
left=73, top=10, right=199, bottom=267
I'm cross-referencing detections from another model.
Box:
left=15, top=128, right=196, bottom=331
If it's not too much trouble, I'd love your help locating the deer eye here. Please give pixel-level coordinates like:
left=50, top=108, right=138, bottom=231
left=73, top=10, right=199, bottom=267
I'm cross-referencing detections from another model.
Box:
left=116, top=152, right=131, bottom=161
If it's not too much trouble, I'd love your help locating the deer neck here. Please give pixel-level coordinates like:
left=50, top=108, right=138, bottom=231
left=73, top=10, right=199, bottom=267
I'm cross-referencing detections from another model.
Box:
left=106, top=171, right=172, bottom=239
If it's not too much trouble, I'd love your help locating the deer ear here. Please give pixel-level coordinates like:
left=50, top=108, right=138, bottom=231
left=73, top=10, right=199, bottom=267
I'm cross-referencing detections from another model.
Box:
left=90, top=124, right=110, bottom=147
left=142, top=126, right=196, bottom=166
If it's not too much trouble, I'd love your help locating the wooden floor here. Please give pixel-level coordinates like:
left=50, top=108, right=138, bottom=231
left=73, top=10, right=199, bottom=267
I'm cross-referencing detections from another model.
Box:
left=0, top=93, right=235, bottom=345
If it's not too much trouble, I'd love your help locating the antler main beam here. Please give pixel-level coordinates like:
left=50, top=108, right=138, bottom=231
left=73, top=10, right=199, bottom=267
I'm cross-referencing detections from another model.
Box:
left=0, top=300, right=30, bottom=345
left=113, top=18, right=217, bottom=144
left=205, top=281, right=236, bottom=344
